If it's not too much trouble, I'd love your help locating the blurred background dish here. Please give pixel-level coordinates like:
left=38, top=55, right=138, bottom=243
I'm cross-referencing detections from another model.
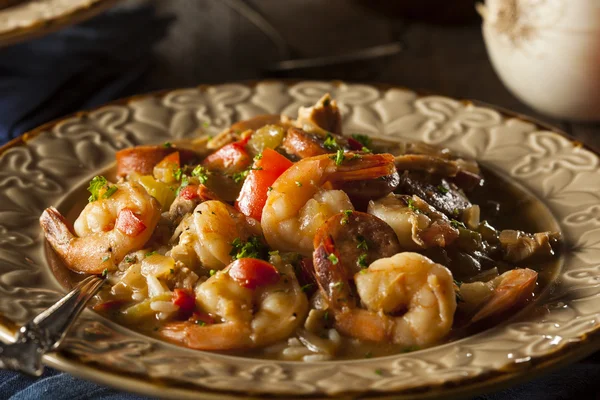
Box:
left=479, top=0, right=600, bottom=121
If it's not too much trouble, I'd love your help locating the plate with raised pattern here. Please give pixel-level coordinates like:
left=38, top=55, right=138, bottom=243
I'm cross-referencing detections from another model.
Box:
left=0, top=0, right=121, bottom=47
left=0, top=81, right=599, bottom=399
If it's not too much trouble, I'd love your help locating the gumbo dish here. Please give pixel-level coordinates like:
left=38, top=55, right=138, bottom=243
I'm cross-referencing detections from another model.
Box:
left=40, top=95, right=560, bottom=361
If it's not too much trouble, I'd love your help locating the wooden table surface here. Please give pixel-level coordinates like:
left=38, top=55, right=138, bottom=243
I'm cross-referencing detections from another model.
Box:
left=143, top=0, right=599, bottom=148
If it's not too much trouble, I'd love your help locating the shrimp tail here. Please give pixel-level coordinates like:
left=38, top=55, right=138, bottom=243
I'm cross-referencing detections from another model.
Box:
left=40, top=207, right=76, bottom=256
left=40, top=207, right=113, bottom=274
left=161, top=321, right=253, bottom=350
left=328, top=153, right=397, bottom=183
left=313, top=238, right=356, bottom=309
left=472, top=268, right=537, bottom=322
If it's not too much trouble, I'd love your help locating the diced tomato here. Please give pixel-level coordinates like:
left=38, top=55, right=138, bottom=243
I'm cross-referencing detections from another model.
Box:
left=179, top=184, right=200, bottom=200
left=172, top=288, right=196, bottom=318
left=202, top=141, right=251, bottom=173
left=235, top=148, right=293, bottom=220
left=347, top=137, right=364, bottom=151
left=115, top=208, right=146, bottom=236
left=228, top=258, right=280, bottom=290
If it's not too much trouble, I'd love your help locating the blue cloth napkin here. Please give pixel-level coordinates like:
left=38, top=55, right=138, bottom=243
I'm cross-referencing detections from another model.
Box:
left=0, top=3, right=172, bottom=142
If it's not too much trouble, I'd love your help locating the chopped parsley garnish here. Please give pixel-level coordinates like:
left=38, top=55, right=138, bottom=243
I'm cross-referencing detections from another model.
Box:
left=87, top=176, right=118, bottom=202
left=361, top=146, right=372, bottom=153
left=163, top=142, right=172, bottom=148
left=328, top=253, right=339, bottom=265
left=323, top=311, right=329, bottom=321
left=331, top=149, right=345, bottom=165
left=101, top=268, right=108, bottom=277
left=268, top=250, right=280, bottom=256
left=145, top=251, right=157, bottom=258
left=202, top=121, right=210, bottom=128
left=453, top=279, right=463, bottom=287
left=254, top=152, right=263, bottom=161
left=324, top=134, right=339, bottom=151
left=352, top=134, right=372, bottom=149
left=295, top=181, right=303, bottom=187
left=402, top=346, right=420, bottom=353
left=209, top=269, right=216, bottom=276
left=374, top=369, right=383, bottom=376
left=407, top=197, right=420, bottom=213
left=230, top=236, right=268, bottom=260
left=173, top=168, right=183, bottom=181
left=170, top=268, right=174, bottom=274
left=340, top=209, right=353, bottom=225
left=301, top=283, right=314, bottom=292
left=124, top=256, right=135, bottom=263
left=101, top=255, right=110, bottom=263
left=267, top=186, right=273, bottom=192
left=175, top=174, right=189, bottom=196
left=357, top=253, right=368, bottom=268
left=356, top=236, right=368, bottom=251
left=196, top=320, right=206, bottom=326
left=450, top=220, right=467, bottom=229
left=452, top=208, right=460, bottom=217
left=437, top=184, right=449, bottom=194
left=232, top=170, right=248, bottom=183
left=191, top=165, right=209, bottom=184
left=332, top=281, right=344, bottom=291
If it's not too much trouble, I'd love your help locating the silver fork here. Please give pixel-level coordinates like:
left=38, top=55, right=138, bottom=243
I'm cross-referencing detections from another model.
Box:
left=0, top=275, right=105, bottom=376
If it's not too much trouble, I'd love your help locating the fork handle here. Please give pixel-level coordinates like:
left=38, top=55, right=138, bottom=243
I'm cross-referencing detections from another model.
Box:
left=0, top=275, right=104, bottom=376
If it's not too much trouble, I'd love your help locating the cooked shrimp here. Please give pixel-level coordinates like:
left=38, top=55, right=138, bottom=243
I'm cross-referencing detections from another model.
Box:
left=161, top=259, right=308, bottom=350
left=313, top=251, right=456, bottom=347
left=367, top=194, right=459, bottom=250
left=459, top=268, right=538, bottom=322
left=262, top=152, right=398, bottom=255
left=169, top=200, right=262, bottom=271
left=40, top=181, right=161, bottom=274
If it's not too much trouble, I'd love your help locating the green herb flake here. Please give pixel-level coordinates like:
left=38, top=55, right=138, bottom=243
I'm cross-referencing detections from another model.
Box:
left=402, top=346, right=420, bottom=353
left=374, top=369, right=383, bottom=376
left=356, top=235, right=368, bottom=251
left=103, top=185, right=118, bottom=199
left=163, top=141, right=172, bottom=148
left=453, top=279, right=463, bottom=287
left=268, top=250, right=280, bottom=256
left=450, top=220, right=467, bottom=229
left=437, top=184, right=449, bottom=194
left=101, top=255, right=110, bottom=263
left=101, top=268, right=108, bottom=278
left=295, top=181, right=303, bottom=187
left=196, top=320, right=206, bottom=326
left=254, top=152, right=263, bottom=161
left=352, top=134, right=372, bottom=149
left=301, top=283, right=314, bottom=292
left=323, top=134, right=339, bottom=151
left=267, top=186, right=273, bottom=192
left=145, top=251, right=157, bottom=258
left=173, top=168, right=183, bottom=181
left=357, top=253, right=368, bottom=268
left=359, top=269, right=368, bottom=274
left=209, top=269, right=216, bottom=276
left=175, top=174, right=189, bottom=196
left=124, top=256, right=135, bottom=264
left=328, top=253, right=339, bottom=265
left=453, top=208, right=460, bottom=217
left=332, top=281, right=344, bottom=291
left=323, top=97, right=331, bottom=107
left=229, top=236, right=268, bottom=260
left=232, top=170, right=249, bottom=183
left=170, top=268, right=175, bottom=274
left=361, top=146, right=372, bottom=153
left=202, top=121, right=210, bottom=128
left=332, top=149, right=345, bottom=165
left=191, top=165, right=209, bottom=184
left=407, top=197, right=420, bottom=213
left=87, top=176, right=108, bottom=202
left=340, top=209, right=353, bottom=225
left=323, top=310, right=329, bottom=321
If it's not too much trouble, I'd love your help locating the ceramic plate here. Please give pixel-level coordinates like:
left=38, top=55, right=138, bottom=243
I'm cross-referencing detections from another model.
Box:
left=0, top=0, right=120, bottom=47
left=1, top=81, right=599, bottom=399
